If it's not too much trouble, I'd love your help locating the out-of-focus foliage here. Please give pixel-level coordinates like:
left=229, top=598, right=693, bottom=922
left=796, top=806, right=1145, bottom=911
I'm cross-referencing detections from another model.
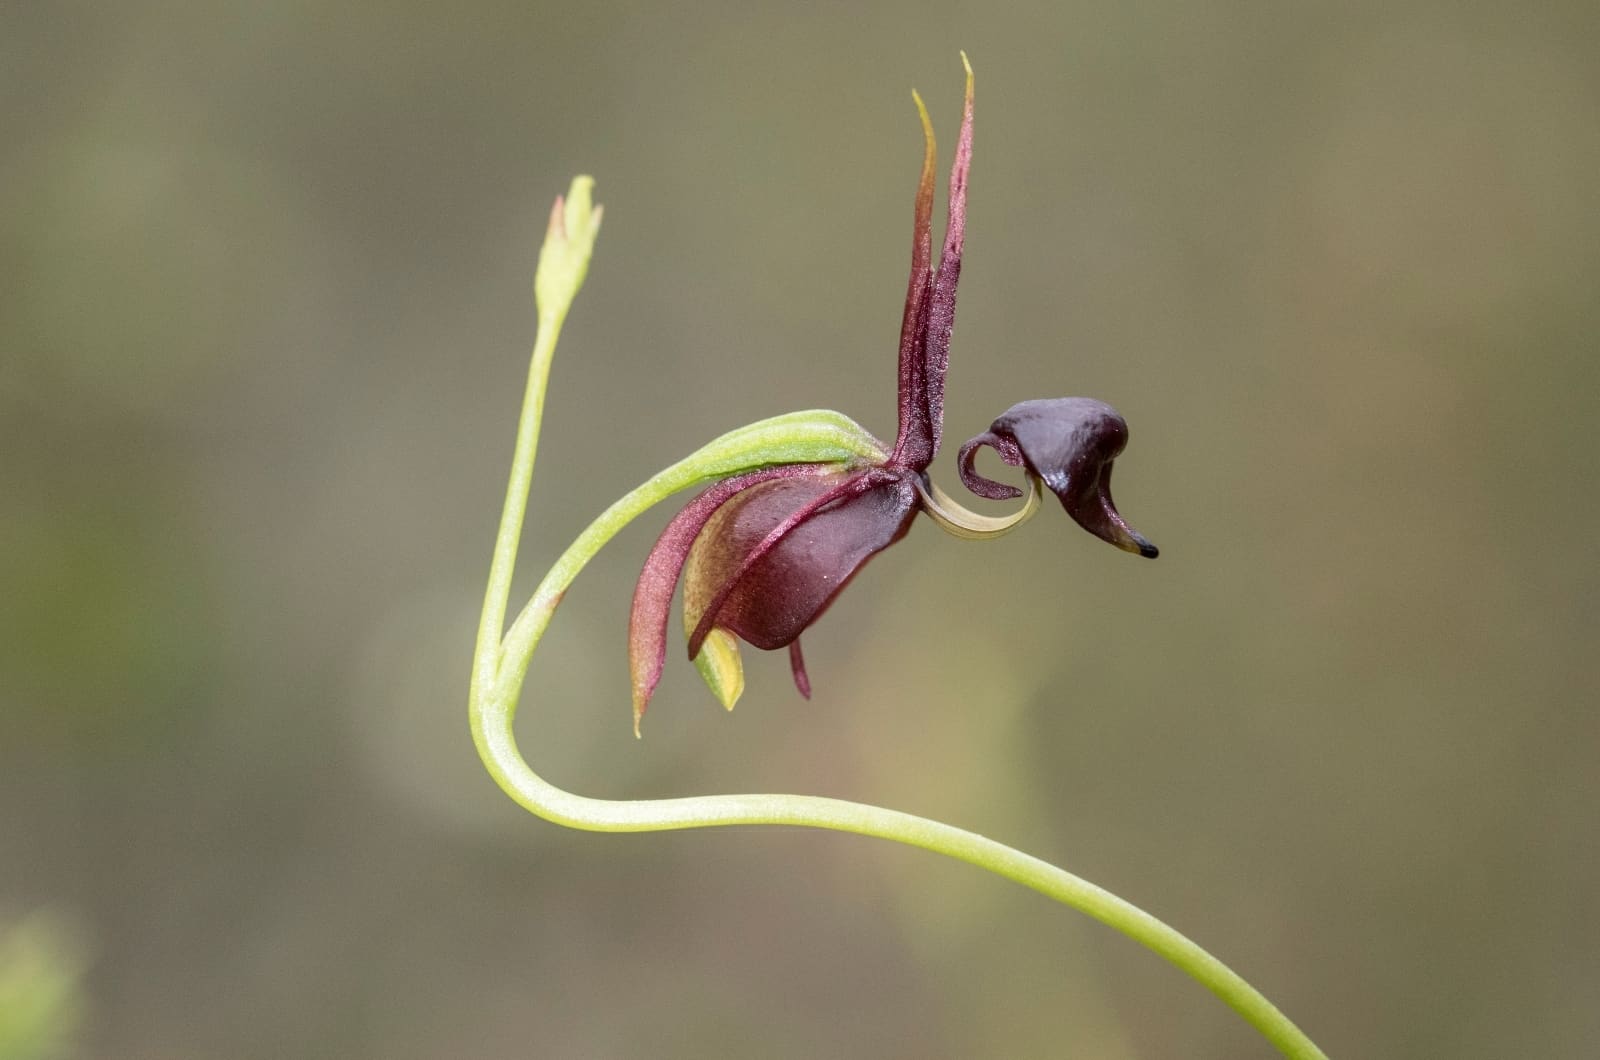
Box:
left=0, top=912, right=87, bottom=1060
left=2, top=2, right=1597, bottom=1058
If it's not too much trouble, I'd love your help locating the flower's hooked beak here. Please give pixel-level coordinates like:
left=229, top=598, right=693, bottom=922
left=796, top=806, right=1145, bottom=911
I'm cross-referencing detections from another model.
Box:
left=958, top=398, right=1158, bottom=559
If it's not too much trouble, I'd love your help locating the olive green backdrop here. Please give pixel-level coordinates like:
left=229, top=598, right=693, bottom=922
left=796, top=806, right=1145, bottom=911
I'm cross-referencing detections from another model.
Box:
left=3, top=2, right=1597, bottom=1057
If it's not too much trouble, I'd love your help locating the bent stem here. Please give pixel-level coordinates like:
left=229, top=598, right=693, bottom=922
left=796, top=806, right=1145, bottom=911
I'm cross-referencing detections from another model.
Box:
left=469, top=178, right=1328, bottom=1060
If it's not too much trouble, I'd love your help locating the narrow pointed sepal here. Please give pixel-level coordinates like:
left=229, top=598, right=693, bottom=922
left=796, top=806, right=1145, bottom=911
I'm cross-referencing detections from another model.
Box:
left=892, top=56, right=976, bottom=472
left=890, top=89, right=939, bottom=466
left=921, top=53, right=975, bottom=459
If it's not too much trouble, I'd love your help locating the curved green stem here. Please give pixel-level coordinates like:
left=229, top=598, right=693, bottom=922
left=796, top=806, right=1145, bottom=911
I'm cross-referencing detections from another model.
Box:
left=470, top=178, right=1328, bottom=1060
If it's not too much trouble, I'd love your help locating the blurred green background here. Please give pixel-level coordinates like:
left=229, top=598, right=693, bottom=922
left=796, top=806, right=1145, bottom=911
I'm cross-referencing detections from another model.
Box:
left=3, top=2, right=1597, bottom=1057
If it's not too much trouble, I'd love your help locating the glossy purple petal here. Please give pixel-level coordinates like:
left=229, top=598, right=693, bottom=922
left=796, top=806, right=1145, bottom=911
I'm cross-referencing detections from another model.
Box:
left=684, top=469, right=919, bottom=661
left=964, top=398, right=1158, bottom=558
left=629, top=464, right=834, bottom=727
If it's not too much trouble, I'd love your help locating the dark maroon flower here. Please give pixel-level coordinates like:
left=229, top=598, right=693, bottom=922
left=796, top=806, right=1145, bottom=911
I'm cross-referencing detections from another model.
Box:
left=628, top=60, right=1157, bottom=732
left=959, top=398, right=1159, bottom=559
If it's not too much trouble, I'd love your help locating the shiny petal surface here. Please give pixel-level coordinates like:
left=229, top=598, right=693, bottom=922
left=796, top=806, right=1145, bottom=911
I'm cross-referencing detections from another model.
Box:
left=685, top=470, right=919, bottom=658
left=965, top=398, right=1158, bottom=558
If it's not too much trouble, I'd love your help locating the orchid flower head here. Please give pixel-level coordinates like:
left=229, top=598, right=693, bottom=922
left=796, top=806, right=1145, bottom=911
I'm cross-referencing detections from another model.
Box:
left=627, top=56, right=1157, bottom=734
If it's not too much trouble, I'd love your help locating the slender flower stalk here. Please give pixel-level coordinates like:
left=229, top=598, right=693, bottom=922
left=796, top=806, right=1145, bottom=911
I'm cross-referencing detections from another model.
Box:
left=470, top=62, right=1328, bottom=1060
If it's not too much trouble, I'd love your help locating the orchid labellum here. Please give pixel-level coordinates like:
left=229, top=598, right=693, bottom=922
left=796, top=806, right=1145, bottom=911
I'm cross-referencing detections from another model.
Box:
left=627, top=58, right=1156, bottom=733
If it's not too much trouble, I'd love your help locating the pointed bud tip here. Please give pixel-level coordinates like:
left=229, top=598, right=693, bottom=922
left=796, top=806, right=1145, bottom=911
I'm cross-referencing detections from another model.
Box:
left=692, top=627, right=746, bottom=712
left=534, top=176, right=602, bottom=315
left=566, top=176, right=602, bottom=240
left=910, top=88, right=934, bottom=143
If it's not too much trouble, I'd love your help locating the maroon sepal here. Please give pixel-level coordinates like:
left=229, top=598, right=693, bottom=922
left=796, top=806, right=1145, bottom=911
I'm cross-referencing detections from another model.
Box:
left=628, top=464, right=836, bottom=725
left=684, top=469, right=918, bottom=655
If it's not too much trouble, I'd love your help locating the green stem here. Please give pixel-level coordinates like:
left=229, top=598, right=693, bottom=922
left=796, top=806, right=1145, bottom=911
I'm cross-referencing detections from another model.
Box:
left=472, top=299, right=562, bottom=701
left=469, top=182, right=1328, bottom=1060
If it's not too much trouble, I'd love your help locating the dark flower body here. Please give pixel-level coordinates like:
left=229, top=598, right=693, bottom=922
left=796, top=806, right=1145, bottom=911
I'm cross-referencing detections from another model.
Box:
left=628, top=59, right=1156, bottom=732
left=683, top=470, right=919, bottom=658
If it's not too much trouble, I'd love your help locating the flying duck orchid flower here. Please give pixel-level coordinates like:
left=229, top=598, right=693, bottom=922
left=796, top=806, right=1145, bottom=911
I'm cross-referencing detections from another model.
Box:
left=627, top=57, right=1157, bottom=733
left=471, top=67, right=1328, bottom=1060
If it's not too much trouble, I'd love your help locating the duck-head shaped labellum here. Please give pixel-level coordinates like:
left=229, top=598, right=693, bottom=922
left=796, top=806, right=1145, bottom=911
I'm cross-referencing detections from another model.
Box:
left=627, top=57, right=1157, bottom=734
left=958, top=399, right=1158, bottom=559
